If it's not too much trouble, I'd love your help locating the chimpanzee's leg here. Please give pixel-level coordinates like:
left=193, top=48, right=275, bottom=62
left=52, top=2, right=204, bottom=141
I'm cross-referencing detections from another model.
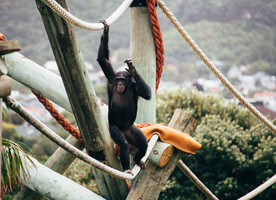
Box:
left=110, top=124, right=130, bottom=171
left=125, top=125, right=148, bottom=168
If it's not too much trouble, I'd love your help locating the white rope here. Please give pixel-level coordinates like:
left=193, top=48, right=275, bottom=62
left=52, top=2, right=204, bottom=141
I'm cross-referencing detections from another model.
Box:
left=156, top=0, right=276, bottom=134
left=238, top=174, right=276, bottom=200
left=177, top=160, right=219, bottom=200
left=43, top=0, right=133, bottom=30
left=4, top=96, right=158, bottom=180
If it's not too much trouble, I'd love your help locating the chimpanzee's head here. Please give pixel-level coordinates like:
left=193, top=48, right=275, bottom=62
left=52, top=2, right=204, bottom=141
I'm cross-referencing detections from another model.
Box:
left=115, top=71, right=131, bottom=93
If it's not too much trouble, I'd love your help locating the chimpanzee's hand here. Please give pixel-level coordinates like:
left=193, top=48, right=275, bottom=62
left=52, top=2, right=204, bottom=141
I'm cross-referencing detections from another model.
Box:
left=100, top=20, right=109, bottom=33
left=124, top=59, right=135, bottom=77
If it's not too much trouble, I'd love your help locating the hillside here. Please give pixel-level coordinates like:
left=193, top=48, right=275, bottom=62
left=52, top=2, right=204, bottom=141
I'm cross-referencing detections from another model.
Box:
left=1, top=0, right=276, bottom=82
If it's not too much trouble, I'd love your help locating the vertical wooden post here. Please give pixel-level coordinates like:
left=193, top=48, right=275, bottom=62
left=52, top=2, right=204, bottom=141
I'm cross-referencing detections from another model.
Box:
left=0, top=98, right=2, bottom=189
left=1, top=39, right=19, bottom=197
left=0, top=72, right=11, bottom=194
left=0, top=75, right=3, bottom=184
left=130, top=3, right=156, bottom=124
left=34, top=0, right=128, bottom=199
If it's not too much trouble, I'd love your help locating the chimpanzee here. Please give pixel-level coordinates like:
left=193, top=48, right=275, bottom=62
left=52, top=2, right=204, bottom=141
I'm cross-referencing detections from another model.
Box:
left=97, top=21, right=151, bottom=174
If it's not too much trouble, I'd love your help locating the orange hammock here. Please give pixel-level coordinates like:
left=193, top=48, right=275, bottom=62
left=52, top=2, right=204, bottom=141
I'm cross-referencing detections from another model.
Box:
left=140, top=124, right=201, bottom=154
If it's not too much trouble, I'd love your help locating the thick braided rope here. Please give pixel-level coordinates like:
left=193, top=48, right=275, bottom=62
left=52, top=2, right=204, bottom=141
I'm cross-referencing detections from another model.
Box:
left=43, top=0, right=133, bottom=31
left=32, top=90, right=83, bottom=141
left=157, top=0, right=276, bottom=134
left=146, top=0, right=165, bottom=91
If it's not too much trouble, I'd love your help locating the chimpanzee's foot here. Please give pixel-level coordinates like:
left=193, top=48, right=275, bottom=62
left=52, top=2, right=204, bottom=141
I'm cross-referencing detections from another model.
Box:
left=124, top=169, right=134, bottom=175
left=136, top=161, right=146, bottom=169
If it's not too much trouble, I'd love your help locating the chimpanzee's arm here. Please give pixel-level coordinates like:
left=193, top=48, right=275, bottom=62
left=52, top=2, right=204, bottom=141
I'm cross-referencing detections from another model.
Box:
left=125, top=59, right=151, bottom=100
left=97, top=21, right=116, bottom=84
left=134, top=71, right=151, bottom=100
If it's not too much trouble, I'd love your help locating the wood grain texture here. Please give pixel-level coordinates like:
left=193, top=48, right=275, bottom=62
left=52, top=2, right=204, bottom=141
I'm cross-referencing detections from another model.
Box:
left=130, top=7, right=156, bottom=124
left=35, top=0, right=129, bottom=199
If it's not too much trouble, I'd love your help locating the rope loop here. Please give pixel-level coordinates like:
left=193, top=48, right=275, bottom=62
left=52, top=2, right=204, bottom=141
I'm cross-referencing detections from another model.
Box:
left=43, top=0, right=134, bottom=30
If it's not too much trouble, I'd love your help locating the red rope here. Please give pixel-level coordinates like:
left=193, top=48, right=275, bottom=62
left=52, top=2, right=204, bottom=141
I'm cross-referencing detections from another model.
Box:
left=146, top=0, right=165, bottom=91
left=32, top=90, right=83, bottom=141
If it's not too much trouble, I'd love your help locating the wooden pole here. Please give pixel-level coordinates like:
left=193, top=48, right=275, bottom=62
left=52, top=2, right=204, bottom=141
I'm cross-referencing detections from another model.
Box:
left=19, top=153, right=105, bottom=200
left=0, top=74, right=11, bottom=199
left=130, top=1, right=176, bottom=170
left=4, top=52, right=72, bottom=112
left=14, top=135, right=84, bottom=200
left=0, top=98, right=2, bottom=192
left=126, top=109, right=198, bottom=199
left=3, top=52, right=109, bottom=120
left=0, top=78, right=11, bottom=97
left=130, top=5, right=156, bottom=124
left=1, top=39, right=19, bottom=198
left=35, top=0, right=128, bottom=199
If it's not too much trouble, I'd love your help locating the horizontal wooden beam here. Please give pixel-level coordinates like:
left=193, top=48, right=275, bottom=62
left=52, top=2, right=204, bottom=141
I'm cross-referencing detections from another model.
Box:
left=3, top=52, right=73, bottom=112
left=14, top=135, right=84, bottom=200
left=19, top=153, right=105, bottom=200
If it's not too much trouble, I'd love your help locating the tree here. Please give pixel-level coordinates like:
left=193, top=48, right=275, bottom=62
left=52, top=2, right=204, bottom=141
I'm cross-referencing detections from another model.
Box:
left=157, top=88, right=275, bottom=199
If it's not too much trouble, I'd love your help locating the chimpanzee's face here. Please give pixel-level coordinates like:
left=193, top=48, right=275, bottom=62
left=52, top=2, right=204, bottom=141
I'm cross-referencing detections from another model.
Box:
left=116, top=79, right=126, bottom=93
left=115, top=71, right=131, bottom=93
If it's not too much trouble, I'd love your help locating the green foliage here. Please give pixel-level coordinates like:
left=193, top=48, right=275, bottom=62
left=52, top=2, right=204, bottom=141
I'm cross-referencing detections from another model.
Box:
left=158, top=89, right=275, bottom=199
left=30, top=135, right=58, bottom=157
left=64, top=158, right=100, bottom=195
left=156, top=87, right=257, bottom=129
left=2, top=122, right=24, bottom=143
left=1, top=139, right=35, bottom=193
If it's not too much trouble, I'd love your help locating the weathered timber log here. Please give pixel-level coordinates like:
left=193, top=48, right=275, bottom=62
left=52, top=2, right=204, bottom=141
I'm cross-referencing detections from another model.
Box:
left=0, top=98, right=2, bottom=185
left=14, top=135, right=84, bottom=200
left=0, top=41, right=21, bottom=55
left=0, top=58, right=8, bottom=75
left=35, top=0, right=128, bottom=199
left=18, top=153, right=105, bottom=200
left=130, top=6, right=156, bottom=124
left=0, top=76, right=11, bottom=98
left=130, top=4, right=175, bottom=169
left=148, top=141, right=174, bottom=167
left=3, top=52, right=72, bottom=112
left=126, top=109, right=198, bottom=199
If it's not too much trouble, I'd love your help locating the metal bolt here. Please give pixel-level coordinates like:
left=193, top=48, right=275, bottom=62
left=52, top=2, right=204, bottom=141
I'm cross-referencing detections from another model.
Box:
left=153, top=150, right=158, bottom=155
